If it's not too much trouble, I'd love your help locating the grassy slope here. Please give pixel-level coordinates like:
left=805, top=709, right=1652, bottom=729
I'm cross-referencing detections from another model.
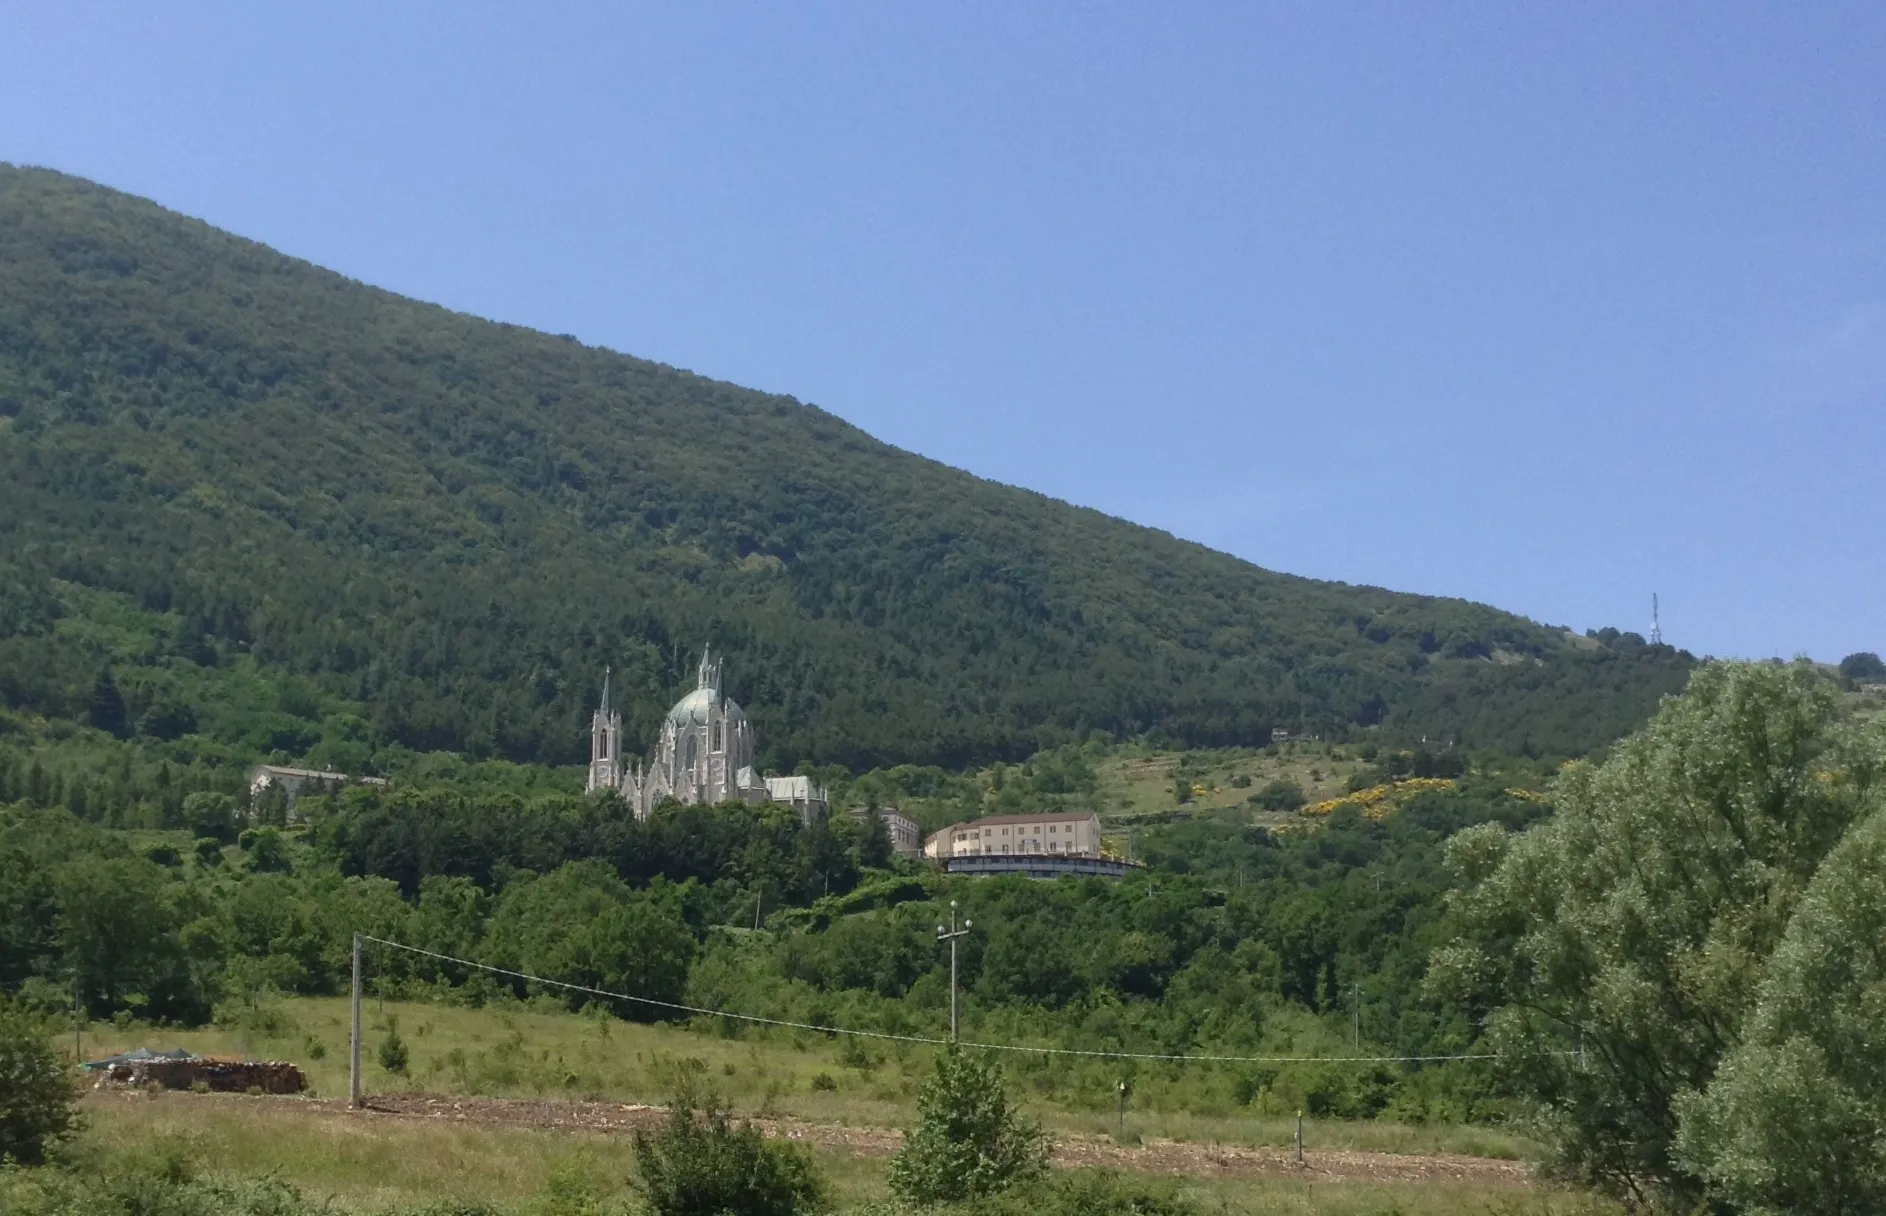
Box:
left=55, top=996, right=1624, bottom=1215
left=0, top=164, right=1693, bottom=778
left=55, top=1097, right=1619, bottom=1215
left=77, top=996, right=1533, bottom=1160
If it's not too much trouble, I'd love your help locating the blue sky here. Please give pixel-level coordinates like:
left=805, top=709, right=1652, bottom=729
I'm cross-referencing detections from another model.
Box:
left=4, top=2, right=1881, bottom=661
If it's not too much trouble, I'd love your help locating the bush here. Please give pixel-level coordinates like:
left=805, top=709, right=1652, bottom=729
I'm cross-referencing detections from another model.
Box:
left=377, top=1016, right=409, bottom=1075
left=0, top=999, right=79, bottom=1164
left=887, top=1048, right=1047, bottom=1205
left=1248, top=779, right=1305, bottom=812
left=633, top=1085, right=825, bottom=1216
left=959, top=1171, right=1199, bottom=1216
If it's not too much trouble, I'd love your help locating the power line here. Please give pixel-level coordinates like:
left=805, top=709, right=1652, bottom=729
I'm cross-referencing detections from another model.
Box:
left=359, top=935, right=1509, bottom=1067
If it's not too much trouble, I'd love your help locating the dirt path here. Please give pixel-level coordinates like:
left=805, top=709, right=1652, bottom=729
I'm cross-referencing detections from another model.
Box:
left=298, top=1093, right=1533, bottom=1189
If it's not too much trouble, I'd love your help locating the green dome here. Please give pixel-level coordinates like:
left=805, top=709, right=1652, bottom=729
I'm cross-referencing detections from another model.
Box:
left=666, top=686, right=745, bottom=725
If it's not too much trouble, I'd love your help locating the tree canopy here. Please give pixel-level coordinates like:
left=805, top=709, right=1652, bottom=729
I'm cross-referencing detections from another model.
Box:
left=0, top=164, right=1693, bottom=775
left=1434, top=661, right=1886, bottom=1211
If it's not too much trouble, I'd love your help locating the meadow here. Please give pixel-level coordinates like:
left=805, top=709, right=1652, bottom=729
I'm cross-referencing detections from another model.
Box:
left=78, top=995, right=1537, bottom=1161
left=50, top=1081, right=1620, bottom=1216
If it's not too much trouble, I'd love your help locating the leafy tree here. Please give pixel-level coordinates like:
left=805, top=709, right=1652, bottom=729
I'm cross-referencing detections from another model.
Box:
left=55, top=854, right=205, bottom=1022
left=480, top=861, right=695, bottom=1019
left=182, top=792, right=240, bottom=844
left=1839, top=650, right=1886, bottom=685
left=1675, top=804, right=1886, bottom=1214
left=241, top=827, right=292, bottom=873
left=633, top=1085, right=825, bottom=1216
left=888, top=1048, right=1048, bottom=1204
left=1432, top=662, right=1884, bottom=1209
left=0, top=998, right=79, bottom=1164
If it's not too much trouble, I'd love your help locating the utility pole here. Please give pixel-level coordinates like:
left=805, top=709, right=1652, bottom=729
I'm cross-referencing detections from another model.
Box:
left=72, top=970, right=82, bottom=1064
left=935, top=900, right=973, bottom=1042
left=350, top=933, right=363, bottom=1109
left=1354, top=984, right=1362, bottom=1051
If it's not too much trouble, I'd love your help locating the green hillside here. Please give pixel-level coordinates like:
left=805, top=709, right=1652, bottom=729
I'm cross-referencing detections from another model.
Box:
left=0, top=165, right=1691, bottom=773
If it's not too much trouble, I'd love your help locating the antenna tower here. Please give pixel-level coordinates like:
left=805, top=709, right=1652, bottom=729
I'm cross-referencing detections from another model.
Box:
left=1650, top=594, right=1663, bottom=646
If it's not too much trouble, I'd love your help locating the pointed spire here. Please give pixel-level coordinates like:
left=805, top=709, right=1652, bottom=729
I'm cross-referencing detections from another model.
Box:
left=600, top=665, right=613, bottom=715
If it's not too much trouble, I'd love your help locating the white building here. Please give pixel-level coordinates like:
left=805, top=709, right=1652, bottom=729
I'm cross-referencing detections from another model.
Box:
left=247, top=765, right=386, bottom=810
left=926, top=811, right=1103, bottom=861
left=587, top=649, right=827, bottom=824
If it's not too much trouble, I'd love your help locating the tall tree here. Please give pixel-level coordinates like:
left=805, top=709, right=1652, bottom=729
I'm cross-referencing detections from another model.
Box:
left=1431, top=662, right=1884, bottom=1209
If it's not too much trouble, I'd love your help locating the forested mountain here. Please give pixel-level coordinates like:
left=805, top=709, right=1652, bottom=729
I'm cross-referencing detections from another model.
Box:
left=0, top=165, right=1691, bottom=772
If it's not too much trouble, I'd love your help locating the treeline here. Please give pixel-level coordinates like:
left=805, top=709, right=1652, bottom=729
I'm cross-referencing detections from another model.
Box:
left=0, top=165, right=1695, bottom=775
left=0, top=767, right=1554, bottom=1121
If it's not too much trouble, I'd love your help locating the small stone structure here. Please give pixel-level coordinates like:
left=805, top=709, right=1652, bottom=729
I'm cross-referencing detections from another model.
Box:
left=95, top=1058, right=306, bottom=1094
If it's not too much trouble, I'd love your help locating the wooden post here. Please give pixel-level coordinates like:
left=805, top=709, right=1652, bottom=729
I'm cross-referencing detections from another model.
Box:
left=1296, top=1111, right=1305, bottom=1165
left=350, top=933, right=363, bottom=1109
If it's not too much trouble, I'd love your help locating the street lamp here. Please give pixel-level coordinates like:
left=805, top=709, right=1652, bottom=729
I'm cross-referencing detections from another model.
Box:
left=936, top=900, right=972, bottom=1042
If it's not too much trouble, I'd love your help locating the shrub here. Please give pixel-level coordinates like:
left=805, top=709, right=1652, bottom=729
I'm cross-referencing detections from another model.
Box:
left=959, top=1171, right=1198, bottom=1216
left=378, top=1016, right=410, bottom=1075
left=887, top=1048, right=1047, bottom=1205
left=633, top=1084, right=825, bottom=1216
left=0, top=999, right=79, bottom=1164
left=1248, top=779, right=1305, bottom=811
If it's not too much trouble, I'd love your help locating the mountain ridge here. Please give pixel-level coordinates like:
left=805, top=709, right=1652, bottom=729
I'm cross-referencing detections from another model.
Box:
left=0, top=165, right=1694, bottom=771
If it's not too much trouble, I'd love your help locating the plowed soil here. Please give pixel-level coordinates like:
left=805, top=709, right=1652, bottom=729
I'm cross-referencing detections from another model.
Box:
left=302, top=1093, right=1533, bottom=1188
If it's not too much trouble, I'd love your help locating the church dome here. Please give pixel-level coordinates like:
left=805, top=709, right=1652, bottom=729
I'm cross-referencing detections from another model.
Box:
left=666, top=686, right=745, bottom=725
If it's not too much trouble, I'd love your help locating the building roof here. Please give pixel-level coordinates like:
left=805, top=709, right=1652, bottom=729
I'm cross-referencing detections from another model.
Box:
left=957, top=811, right=1098, bottom=828
left=249, top=764, right=386, bottom=786
left=766, top=775, right=824, bottom=801
left=849, top=805, right=918, bottom=823
left=666, top=685, right=746, bottom=725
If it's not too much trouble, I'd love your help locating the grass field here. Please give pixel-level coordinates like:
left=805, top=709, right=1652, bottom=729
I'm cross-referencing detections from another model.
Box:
left=38, top=1092, right=1620, bottom=1215
left=74, top=995, right=1535, bottom=1161
left=1094, top=744, right=1371, bottom=824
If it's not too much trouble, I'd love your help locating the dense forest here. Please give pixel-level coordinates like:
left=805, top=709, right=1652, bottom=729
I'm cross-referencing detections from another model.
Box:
left=0, top=165, right=1695, bottom=775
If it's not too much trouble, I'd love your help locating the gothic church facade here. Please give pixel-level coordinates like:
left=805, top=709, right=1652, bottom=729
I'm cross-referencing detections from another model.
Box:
left=587, top=649, right=826, bottom=822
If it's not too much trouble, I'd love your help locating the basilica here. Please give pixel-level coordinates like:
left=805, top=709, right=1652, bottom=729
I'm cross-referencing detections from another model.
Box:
left=587, top=649, right=828, bottom=823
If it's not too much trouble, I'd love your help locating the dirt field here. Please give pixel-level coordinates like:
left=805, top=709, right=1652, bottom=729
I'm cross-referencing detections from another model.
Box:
left=311, top=1091, right=1533, bottom=1189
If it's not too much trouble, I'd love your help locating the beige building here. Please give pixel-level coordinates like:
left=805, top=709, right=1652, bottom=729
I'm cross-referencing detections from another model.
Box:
left=925, top=811, right=1102, bottom=861
left=849, top=806, right=924, bottom=858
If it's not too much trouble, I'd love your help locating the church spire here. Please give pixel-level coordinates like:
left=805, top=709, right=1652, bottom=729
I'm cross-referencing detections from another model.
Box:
left=697, top=646, right=721, bottom=692
left=599, top=665, right=612, bottom=715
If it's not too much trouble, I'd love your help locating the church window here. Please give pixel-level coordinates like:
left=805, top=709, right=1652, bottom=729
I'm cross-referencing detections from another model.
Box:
left=712, top=721, right=722, bottom=751
left=685, top=736, right=697, bottom=769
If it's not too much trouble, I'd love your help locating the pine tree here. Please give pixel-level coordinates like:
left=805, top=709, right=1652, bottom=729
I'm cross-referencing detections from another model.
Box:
left=88, top=670, right=129, bottom=738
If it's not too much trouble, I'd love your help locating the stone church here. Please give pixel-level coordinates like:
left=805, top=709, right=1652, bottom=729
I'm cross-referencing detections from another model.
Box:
left=587, top=649, right=827, bottom=823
